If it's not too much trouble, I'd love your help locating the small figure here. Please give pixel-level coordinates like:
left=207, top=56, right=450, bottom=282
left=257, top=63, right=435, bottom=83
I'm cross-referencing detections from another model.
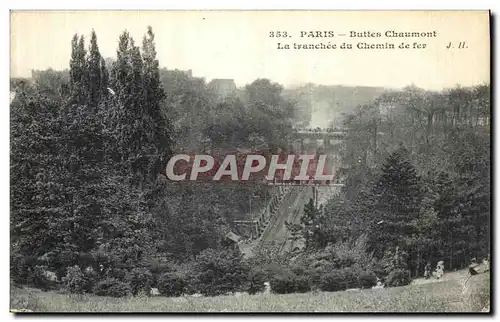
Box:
left=464, top=258, right=481, bottom=287
left=424, top=261, right=431, bottom=279
left=435, top=260, right=444, bottom=279
left=394, top=246, right=400, bottom=267
left=263, top=281, right=271, bottom=294
left=469, top=266, right=478, bottom=276
left=372, top=277, right=385, bottom=289
left=483, top=257, right=490, bottom=272
left=469, top=257, right=480, bottom=275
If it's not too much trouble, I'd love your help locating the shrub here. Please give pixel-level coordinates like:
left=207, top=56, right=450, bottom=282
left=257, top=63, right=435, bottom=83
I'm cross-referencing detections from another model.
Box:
left=92, top=278, right=132, bottom=298
left=125, top=268, right=153, bottom=296
left=319, top=270, right=345, bottom=292
left=290, top=263, right=307, bottom=276
left=358, top=271, right=377, bottom=288
left=309, top=259, right=333, bottom=270
left=158, top=272, right=189, bottom=297
left=82, top=267, right=98, bottom=293
left=10, top=254, right=37, bottom=285
left=246, top=244, right=293, bottom=268
left=260, top=262, right=288, bottom=280
left=106, top=267, right=127, bottom=280
left=270, top=273, right=311, bottom=294
left=371, top=260, right=388, bottom=278
left=386, top=268, right=411, bottom=287
left=270, top=274, right=296, bottom=294
left=147, top=257, right=172, bottom=285
left=246, top=267, right=267, bottom=295
left=319, top=267, right=377, bottom=291
left=63, top=265, right=86, bottom=294
left=309, top=267, right=326, bottom=290
left=342, top=267, right=359, bottom=289
left=193, top=248, right=249, bottom=296
left=294, top=275, right=311, bottom=293
left=31, top=265, right=56, bottom=291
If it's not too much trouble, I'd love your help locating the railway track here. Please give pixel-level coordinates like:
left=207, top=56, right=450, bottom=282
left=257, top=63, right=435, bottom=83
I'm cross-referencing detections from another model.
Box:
left=258, top=185, right=313, bottom=253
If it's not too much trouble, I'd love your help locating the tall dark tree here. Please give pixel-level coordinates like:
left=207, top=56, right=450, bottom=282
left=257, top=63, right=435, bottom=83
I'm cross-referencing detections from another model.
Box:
left=109, top=32, right=142, bottom=164
left=368, top=146, right=423, bottom=258
left=100, top=57, right=109, bottom=98
left=69, top=34, right=87, bottom=104
left=87, top=30, right=102, bottom=108
left=142, top=26, right=172, bottom=177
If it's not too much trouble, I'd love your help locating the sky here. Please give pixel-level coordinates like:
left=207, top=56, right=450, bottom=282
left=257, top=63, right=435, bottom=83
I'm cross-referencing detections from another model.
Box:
left=10, top=10, right=490, bottom=90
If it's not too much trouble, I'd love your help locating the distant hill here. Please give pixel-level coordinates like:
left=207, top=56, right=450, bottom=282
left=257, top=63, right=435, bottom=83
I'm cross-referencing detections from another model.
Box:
left=283, top=84, right=389, bottom=128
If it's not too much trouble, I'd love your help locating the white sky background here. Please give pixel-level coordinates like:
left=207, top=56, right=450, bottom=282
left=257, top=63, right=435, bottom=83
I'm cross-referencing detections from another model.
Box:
left=10, top=10, right=490, bottom=90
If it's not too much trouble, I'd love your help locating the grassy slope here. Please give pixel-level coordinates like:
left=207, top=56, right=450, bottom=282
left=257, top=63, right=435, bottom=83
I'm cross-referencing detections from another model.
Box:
left=10, top=271, right=490, bottom=313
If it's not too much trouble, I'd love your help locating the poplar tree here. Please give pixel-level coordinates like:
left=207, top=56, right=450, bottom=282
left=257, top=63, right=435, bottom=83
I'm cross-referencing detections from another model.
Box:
left=142, top=26, right=172, bottom=160
left=100, top=57, right=109, bottom=98
left=69, top=34, right=87, bottom=104
left=109, top=31, right=154, bottom=185
left=109, top=31, right=133, bottom=162
left=87, top=30, right=102, bottom=108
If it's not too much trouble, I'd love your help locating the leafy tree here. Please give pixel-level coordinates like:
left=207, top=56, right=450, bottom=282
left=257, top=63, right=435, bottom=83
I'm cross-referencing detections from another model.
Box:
left=31, top=69, right=70, bottom=101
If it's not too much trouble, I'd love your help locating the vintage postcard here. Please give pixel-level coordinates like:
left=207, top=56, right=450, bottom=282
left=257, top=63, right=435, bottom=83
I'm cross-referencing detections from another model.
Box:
left=9, top=10, right=491, bottom=313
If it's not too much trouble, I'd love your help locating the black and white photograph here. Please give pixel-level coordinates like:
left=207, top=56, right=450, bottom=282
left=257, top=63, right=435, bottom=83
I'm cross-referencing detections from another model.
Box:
left=9, top=10, right=491, bottom=313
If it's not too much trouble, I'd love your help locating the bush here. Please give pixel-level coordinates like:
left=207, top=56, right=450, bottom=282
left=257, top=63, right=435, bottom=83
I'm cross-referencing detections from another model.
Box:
left=270, top=273, right=311, bottom=294
left=125, top=268, right=153, bottom=296
left=386, top=269, right=411, bottom=287
left=92, top=278, right=132, bottom=298
left=10, top=254, right=37, bottom=285
left=31, top=265, right=56, bottom=290
left=63, top=265, right=86, bottom=294
left=319, top=270, right=345, bottom=292
left=106, top=267, right=127, bottom=280
left=193, top=249, right=250, bottom=296
left=246, top=267, right=267, bottom=295
left=147, top=257, right=172, bottom=285
left=260, top=262, right=288, bottom=280
left=309, top=267, right=326, bottom=290
left=290, top=263, right=307, bottom=276
left=158, top=272, right=189, bottom=297
left=270, top=274, right=295, bottom=294
left=294, top=275, right=311, bottom=293
left=82, top=267, right=98, bottom=293
left=358, top=271, right=377, bottom=288
left=342, top=268, right=359, bottom=289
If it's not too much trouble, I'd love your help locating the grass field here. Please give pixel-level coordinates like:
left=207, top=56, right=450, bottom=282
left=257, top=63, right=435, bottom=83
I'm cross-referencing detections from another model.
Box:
left=10, top=270, right=490, bottom=313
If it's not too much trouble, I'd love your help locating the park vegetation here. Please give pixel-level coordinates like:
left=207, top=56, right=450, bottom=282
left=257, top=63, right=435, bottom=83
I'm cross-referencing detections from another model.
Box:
left=10, top=28, right=490, bottom=299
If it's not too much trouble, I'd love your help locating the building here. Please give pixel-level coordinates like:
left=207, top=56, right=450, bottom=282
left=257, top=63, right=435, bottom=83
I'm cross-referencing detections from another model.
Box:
left=208, top=79, right=237, bottom=98
left=224, top=231, right=244, bottom=252
left=173, top=69, right=193, bottom=78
